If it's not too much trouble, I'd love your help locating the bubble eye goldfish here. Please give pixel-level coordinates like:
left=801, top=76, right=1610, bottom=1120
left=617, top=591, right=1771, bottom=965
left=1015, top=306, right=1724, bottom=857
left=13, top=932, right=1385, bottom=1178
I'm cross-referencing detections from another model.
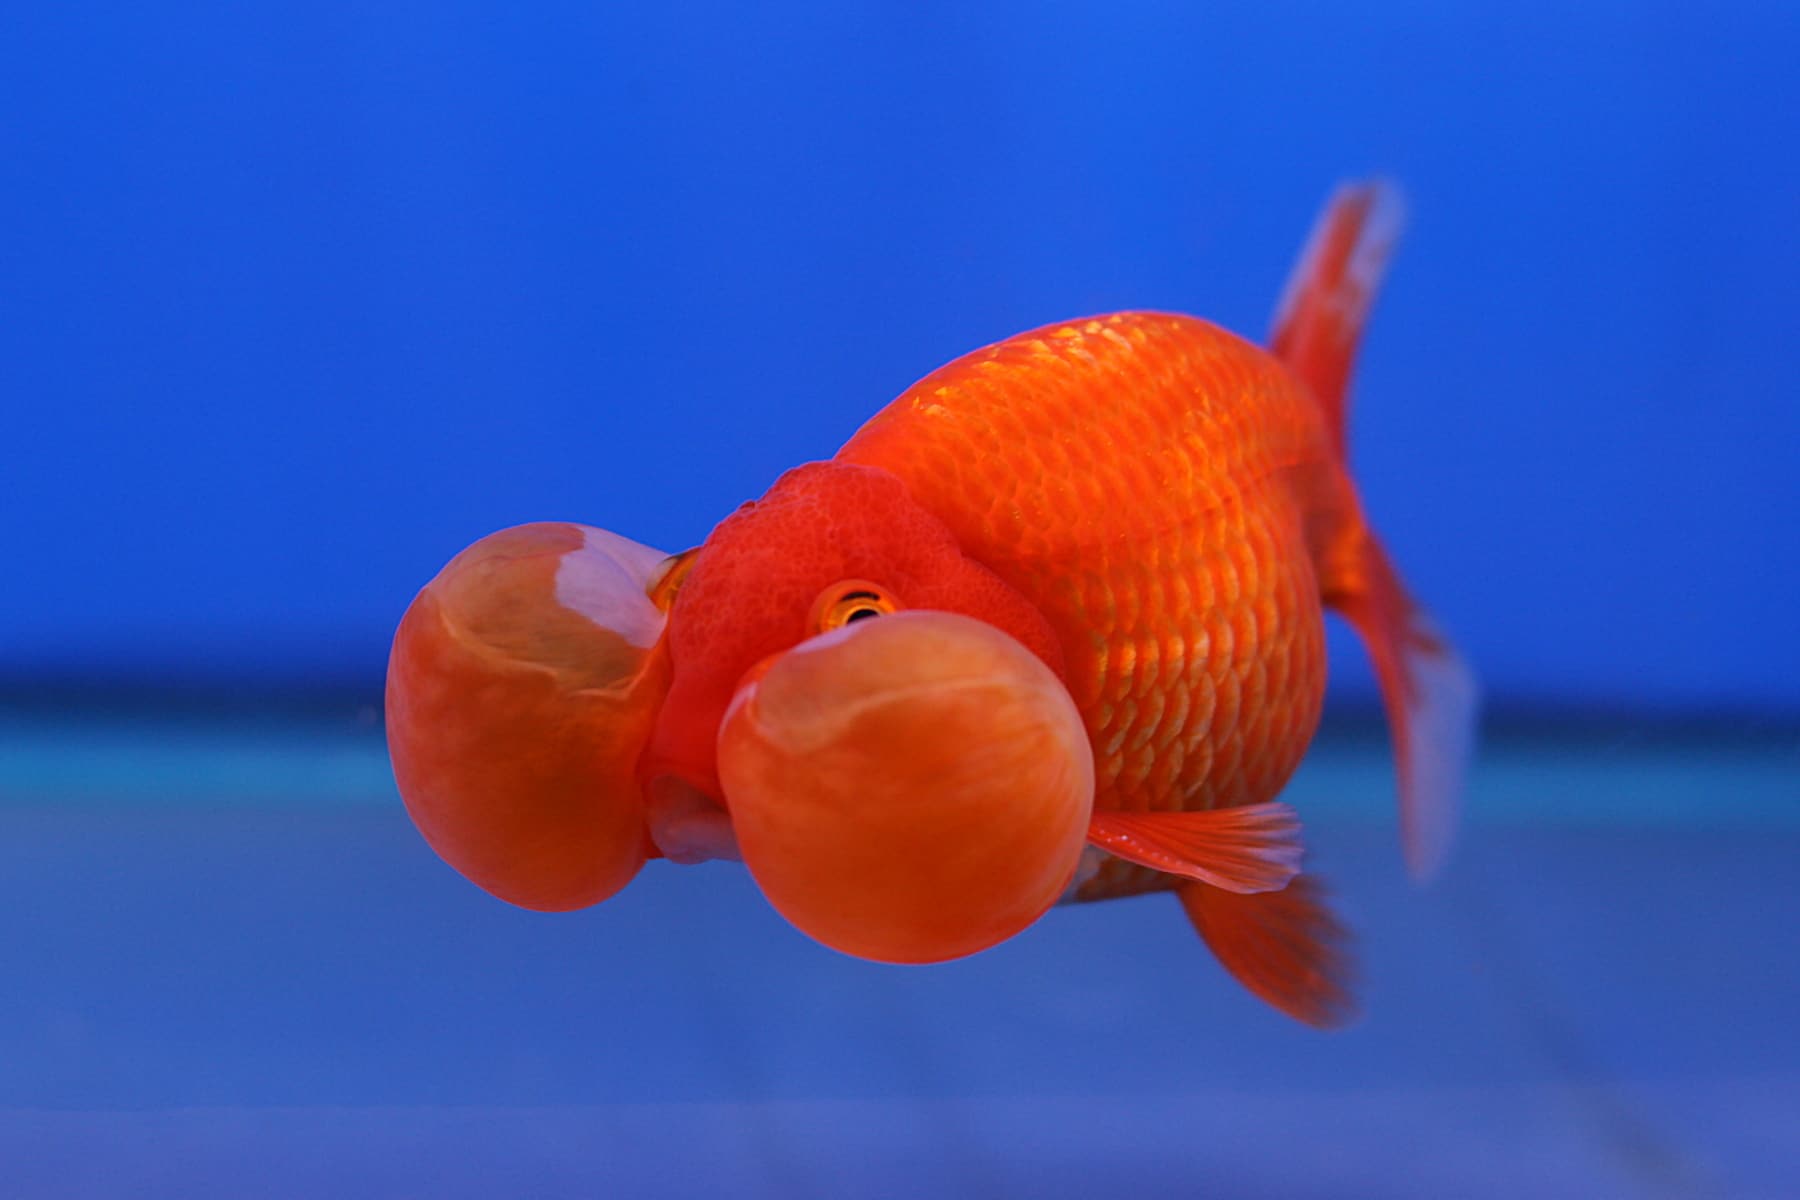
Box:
left=386, top=182, right=1477, bottom=1027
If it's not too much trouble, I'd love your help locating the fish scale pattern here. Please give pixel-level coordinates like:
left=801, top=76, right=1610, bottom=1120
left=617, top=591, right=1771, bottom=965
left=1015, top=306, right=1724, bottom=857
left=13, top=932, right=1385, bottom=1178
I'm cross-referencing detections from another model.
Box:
left=837, top=312, right=1343, bottom=901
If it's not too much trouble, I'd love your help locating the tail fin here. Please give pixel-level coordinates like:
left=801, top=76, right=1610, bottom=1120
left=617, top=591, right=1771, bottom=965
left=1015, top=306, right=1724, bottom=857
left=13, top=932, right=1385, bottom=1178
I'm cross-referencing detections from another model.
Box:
left=1269, top=180, right=1405, bottom=457
left=1330, top=539, right=1479, bottom=879
left=1274, top=181, right=1479, bottom=880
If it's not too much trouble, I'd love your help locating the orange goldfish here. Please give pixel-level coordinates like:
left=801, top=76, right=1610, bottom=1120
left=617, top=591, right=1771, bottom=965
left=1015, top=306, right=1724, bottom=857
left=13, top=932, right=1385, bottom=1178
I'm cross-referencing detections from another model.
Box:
left=386, top=181, right=1477, bottom=1027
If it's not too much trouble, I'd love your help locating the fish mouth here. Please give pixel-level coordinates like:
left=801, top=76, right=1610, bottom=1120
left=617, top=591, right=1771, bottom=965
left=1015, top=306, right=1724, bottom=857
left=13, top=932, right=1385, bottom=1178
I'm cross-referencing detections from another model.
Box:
left=644, top=774, right=742, bottom=864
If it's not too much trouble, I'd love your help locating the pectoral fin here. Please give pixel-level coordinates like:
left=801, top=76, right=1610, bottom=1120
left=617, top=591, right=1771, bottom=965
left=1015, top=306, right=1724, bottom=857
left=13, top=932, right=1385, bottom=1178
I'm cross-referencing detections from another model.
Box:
left=1085, top=802, right=1304, bottom=894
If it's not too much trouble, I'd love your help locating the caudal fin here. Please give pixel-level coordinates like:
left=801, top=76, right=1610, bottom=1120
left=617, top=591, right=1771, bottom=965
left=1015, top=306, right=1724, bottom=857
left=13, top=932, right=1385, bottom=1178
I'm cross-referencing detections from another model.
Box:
left=1273, top=181, right=1479, bottom=880
left=1331, top=539, right=1479, bottom=879
left=1269, top=180, right=1405, bottom=457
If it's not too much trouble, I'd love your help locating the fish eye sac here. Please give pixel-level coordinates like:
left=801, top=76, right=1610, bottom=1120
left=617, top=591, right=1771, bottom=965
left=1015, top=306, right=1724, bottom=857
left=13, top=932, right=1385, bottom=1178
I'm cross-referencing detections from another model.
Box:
left=811, top=580, right=900, bottom=633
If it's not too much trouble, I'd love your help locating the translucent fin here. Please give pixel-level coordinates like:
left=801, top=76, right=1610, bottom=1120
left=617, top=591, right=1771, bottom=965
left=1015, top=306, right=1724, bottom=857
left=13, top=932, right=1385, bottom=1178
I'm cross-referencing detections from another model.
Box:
left=1179, top=875, right=1357, bottom=1029
left=1085, top=802, right=1303, bottom=894
left=1279, top=181, right=1479, bottom=880
left=1332, top=536, right=1480, bottom=880
left=1269, top=179, right=1405, bottom=455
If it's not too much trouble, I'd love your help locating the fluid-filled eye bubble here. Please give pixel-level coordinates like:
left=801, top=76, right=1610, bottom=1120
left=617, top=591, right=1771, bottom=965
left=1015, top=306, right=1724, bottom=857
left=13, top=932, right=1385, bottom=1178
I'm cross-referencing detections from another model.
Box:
left=717, top=611, right=1095, bottom=963
left=386, top=523, right=673, bottom=911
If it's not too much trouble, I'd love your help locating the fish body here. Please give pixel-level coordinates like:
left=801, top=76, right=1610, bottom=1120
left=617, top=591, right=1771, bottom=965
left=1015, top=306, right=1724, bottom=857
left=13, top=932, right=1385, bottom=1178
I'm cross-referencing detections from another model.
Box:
left=389, top=182, right=1477, bottom=1028
left=837, top=310, right=1341, bottom=904
left=646, top=182, right=1476, bottom=1025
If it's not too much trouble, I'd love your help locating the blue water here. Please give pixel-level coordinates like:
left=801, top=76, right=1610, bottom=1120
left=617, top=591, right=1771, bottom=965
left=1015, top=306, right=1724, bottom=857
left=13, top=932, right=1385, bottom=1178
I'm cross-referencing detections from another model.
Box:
left=3, top=1, right=1797, bottom=709
left=3, top=712, right=1795, bottom=1197
left=5, top=3, right=1799, bottom=1196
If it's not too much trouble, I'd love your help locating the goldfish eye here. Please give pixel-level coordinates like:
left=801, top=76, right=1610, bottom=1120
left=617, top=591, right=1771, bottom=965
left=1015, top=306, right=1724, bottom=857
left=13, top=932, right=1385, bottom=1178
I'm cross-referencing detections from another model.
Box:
left=646, top=548, right=699, bottom=613
left=811, top=580, right=899, bottom=633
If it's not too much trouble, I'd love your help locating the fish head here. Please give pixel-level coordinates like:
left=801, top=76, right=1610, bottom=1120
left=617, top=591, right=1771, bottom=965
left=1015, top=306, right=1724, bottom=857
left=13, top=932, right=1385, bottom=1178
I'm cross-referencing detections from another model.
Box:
left=384, top=462, right=1092, bottom=958
left=640, top=461, right=1091, bottom=962
left=641, top=460, right=1064, bottom=807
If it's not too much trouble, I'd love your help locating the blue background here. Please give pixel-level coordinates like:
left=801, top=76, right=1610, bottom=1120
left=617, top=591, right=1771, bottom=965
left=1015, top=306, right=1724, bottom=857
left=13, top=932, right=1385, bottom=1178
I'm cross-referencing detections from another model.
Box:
left=4, top=2, right=1797, bottom=710
left=4, top=8, right=1798, bottom=1197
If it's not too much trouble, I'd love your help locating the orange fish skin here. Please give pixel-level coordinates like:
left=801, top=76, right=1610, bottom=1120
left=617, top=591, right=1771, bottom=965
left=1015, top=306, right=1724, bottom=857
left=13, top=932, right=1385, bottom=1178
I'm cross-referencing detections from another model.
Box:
left=640, top=183, right=1472, bottom=1024
left=836, top=311, right=1360, bottom=902
left=641, top=461, right=1066, bottom=803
